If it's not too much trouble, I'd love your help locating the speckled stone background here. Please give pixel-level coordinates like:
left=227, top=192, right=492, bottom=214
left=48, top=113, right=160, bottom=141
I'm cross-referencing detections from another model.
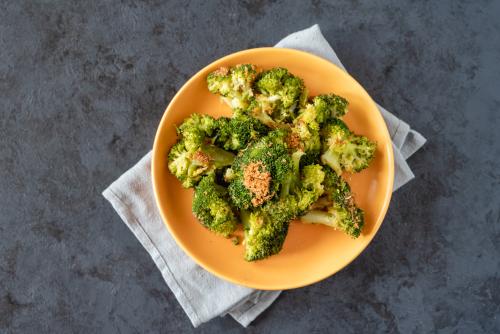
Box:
left=1, top=0, right=499, bottom=333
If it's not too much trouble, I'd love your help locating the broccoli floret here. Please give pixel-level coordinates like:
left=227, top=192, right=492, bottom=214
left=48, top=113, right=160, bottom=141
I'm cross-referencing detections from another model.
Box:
left=214, top=115, right=270, bottom=151
left=228, top=129, right=291, bottom=209
left=297, top=164, right=326, bottom=213
left=242, top=164, right=324, bottom=261
left=207, top=64, right=257, bottom=111
left=253, top=67, right=305, bottom=123
left=279, top=150, right=305, bottom=200
left=291, top=105, right=322, bottom=165
left=300, top=166, right=364, bottom=238
left=241, top=198, right=293, bottom=261
left=168, top=113, right=236, bottom=187
left=177, top=113, right=218, bottom=151
left=168, top=141, right=197, bottom=188
left=293, top=93, right=348, bottom=128
left=320, top=119, right=376, bottom=175
left=312, top=94, right=348, bottom=123
left=280, top=151, right=325, bottom=214
left=192, top=174, right=238, bottom=237
left=168, top=140, right=235, bottom=188
left=244, top=98, right=281, bottom=129
left=200, top=144, right=236, bottom=168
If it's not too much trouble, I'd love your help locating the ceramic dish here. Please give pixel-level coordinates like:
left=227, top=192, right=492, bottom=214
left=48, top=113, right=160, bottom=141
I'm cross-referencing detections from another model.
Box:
left=152, top=48, right=394, bottom=290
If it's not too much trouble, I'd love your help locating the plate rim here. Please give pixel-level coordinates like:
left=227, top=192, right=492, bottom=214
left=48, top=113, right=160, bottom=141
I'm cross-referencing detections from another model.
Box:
left=152, top=47, right=395, bottom=290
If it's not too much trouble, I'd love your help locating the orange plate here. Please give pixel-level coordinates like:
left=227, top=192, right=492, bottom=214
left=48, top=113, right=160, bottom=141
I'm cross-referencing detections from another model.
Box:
left=152, top=48, right=394, bottom=290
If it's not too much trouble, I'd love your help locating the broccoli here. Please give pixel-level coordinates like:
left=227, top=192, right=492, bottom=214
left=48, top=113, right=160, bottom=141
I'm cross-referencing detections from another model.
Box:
left=227, top=129, right=291, bottom=209
left=192, top=174, right=238, bottom=237
left=290, top=105, right=322, bottom=166
left=297, top=164, right=326, bottom=214
left=292, top=93, right=348, bottom=127
left=242, top=163, right=325, bottom=261
left=320, top=118, right=376, bottom=175
left=168, top=140, right=235, bottom=188
left=279, top=151, right=325, bottom=213
left=252, top=67, right=305, bottom=123
left=213, top=115, right=270, bottom=151
left=312, top=94, right=348, bottom=124
left=241, top=198, right=293, bottom=261
left=279, top=150, right=305, bottom=200
left=177, top=113, right=218, bottom=151
left=168, top=140, right=200, bottom=188
left=244, top=98, right=281, bottom=129
left=168, top=113, right=236, bottom=187
left=207, top=64, right=257, bottom=111
left=300, top=166, right=364, bottom=238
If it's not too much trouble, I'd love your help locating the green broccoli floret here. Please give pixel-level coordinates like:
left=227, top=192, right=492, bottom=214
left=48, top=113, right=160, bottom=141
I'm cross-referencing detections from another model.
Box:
left=168, top=141, right=197, bottom=188
left=312, top=94, right=348, bottom=123
left=192, top=174, right=238, bottom=237
left=320, top=119, right=376, bottom=175
left=214, top=115, right=270, bottom=151
left=300, top=166, right=364, bottom=238
left=241, top=198, right=293, bottom=261
left=177, top=113, right=218, bottom=151
left=290, top=105, right=322, bottom=165
left=253, top=67, right=305, bottom=123
left=244, top=98, right=281, bottom=129
left=292, top=93, right=348, bottom=131
left=168, top=140, right=199, bottom=188
left=242, top=163, right=324, bottom=261
left=207, top=64, right=257, bottom=111
left=168, top=140, right=235, bottom=188
left=227, top=129, right=291, bottom=209
left=280, top=151, right=325, bottom=214
left=279, top=149, right=323, bottom=198
left=279, top=150, right=305, bottom=200
left=297, top=164, right=326, bottom=214
left=227, top=130, right=291, bottom=208
left=168, top=113, right=236, bottom=187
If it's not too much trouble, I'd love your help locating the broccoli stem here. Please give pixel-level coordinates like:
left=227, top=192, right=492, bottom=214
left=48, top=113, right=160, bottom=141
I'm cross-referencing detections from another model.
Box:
left=252, top=109, right=280, bottom=128
left=320, top=150, right=342, bottom=175
left=300, top=210, right=337, bottom=227
left=240, top=209, right=251, bottom=229
left=200, top=145, right=235, bottom=168
left=280, top=150, right=305, bottom=199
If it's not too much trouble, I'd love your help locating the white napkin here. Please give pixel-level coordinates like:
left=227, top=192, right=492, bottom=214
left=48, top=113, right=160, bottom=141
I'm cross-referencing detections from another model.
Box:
left=102, top=24, right=426, bottom=328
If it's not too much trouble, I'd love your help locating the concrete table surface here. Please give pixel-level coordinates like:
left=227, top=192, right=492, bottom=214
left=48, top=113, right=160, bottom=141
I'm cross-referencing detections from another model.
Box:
left=1, top=1, right=499, bottom=333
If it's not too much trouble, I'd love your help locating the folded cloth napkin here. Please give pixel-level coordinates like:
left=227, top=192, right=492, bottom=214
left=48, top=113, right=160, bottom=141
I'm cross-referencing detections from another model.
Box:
left=102, top=24, right=426, bottom=328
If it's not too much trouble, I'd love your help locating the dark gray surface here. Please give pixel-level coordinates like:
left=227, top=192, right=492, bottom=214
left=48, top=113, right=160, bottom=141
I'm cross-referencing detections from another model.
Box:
left=1, top=0, right=499, bottom=333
